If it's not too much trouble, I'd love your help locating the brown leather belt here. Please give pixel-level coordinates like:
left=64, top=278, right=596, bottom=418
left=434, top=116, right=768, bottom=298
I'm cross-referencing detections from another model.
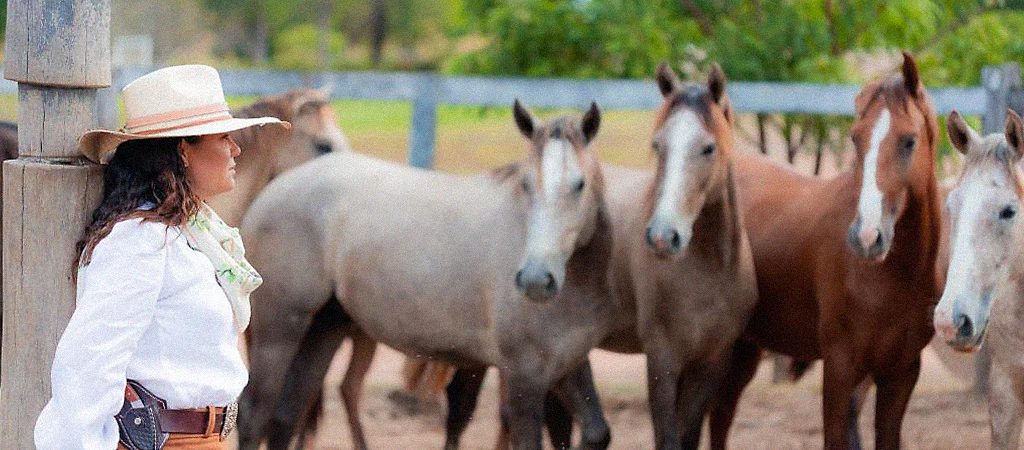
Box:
left=160, top=406, right=226, bottom=436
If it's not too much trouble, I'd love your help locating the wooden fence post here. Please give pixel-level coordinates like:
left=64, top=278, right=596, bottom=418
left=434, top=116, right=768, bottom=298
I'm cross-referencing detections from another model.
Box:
left=982, top=63, right=1021, bottom=134
left=0, top=1, right=109, bottom=448
left=409, top=73, right=438, bottom=169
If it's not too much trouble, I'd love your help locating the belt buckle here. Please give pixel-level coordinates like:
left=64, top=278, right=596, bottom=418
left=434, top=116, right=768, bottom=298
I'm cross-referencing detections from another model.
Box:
left=220, top=401, right=238, bottom=441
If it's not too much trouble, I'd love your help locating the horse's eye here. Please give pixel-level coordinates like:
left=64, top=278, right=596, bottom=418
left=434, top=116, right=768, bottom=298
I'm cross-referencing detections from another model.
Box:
left=572, top=178, right=586, bottom=193
left=521, top=179, right=531, bottom=193
left=1000, top=205, right=1017, bottom=220
left=900, top=136, right=917, bottom=157
left=652, top=140, right=661, bottom=153
left=702, top=143, right=716, bottom=156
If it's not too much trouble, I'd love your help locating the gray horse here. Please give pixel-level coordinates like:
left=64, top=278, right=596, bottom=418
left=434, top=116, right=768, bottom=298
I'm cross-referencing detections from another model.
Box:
left=448, top=62, right=757, bottom=450
left=238, top=101, right=615, bottom=450
left=935, top=109, right=1024, bottom=449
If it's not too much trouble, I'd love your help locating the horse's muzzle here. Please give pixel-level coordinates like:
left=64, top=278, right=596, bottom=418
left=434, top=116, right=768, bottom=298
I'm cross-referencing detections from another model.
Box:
left=847, top=218, right=889, bottom=261
left=515, top=263, right=559, bottom=302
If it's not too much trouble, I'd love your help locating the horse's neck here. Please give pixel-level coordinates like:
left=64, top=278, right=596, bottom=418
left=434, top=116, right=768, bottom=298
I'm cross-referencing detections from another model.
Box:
left=885, top=170, right=942, bottom=291
left=565, top=201, right=613, bottom=297
left=692, top=163, right=744, bottom=266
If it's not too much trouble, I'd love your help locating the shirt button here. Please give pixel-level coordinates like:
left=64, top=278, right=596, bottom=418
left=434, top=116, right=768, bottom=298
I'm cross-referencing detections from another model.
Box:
left=134, top=417, right=142, bottom=425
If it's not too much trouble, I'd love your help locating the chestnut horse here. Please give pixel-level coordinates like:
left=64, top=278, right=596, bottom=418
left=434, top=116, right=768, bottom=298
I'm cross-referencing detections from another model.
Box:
left=239, top=101, right=615, bottom=450
left=445, top=62, right=757, bottom=450
left=935, top=110, right=1024, bottom=449
left=710, top=53, right=942, bottom=450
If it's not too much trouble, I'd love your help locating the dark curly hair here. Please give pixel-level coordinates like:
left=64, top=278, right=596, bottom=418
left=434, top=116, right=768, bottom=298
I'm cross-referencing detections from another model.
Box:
left=74, top=136, right=203, bottom=270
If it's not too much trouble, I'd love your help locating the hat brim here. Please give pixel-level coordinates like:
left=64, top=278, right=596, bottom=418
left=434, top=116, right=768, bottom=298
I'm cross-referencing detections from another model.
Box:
left=80, top=117, right=291, bottom=164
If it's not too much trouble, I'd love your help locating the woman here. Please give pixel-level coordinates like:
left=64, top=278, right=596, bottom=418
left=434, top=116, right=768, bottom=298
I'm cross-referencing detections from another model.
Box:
left=33, top=65, right=289, bottom=449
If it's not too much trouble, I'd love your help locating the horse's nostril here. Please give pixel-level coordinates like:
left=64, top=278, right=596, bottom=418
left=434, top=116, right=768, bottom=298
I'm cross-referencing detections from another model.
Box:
left=669, top=230, right=681, bottom=250
left=544, top=273, right=556, bottom=292
left=955, top=314, right=974, bottom=338
left=315, top=143, right=332, bottom=155
left=645, top=227, right=656, bottom=247
left=515, top=270, right=525, bottom=289
left=873, top=232, right=883, bottom=249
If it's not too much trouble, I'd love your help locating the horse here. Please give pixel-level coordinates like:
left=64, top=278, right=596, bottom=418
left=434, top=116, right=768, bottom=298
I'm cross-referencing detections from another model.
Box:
left=610, top=61, right=757, bottom=449
left=709, top=52, right=942, bottom=450
left=934, top=109, right=1024, bottom=449
left=207, top=87, right=351, bottom=226
left=445, top=62, right=757, bottom=450
left=238, top=101, right=616, bottom=450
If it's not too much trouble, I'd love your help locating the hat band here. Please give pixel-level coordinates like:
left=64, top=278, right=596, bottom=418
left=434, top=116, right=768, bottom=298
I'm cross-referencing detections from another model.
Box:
left=123, top=102, right=231, bottom=133
left=132, top=115, right=235, bottom=136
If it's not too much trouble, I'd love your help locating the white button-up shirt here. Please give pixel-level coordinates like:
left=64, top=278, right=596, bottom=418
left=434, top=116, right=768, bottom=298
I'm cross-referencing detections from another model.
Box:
left=34, top=217, right=248, bottom=450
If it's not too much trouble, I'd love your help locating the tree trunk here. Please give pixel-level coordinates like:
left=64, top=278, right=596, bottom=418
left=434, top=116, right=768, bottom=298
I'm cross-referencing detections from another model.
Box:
left=757, top=114, right=768, bottom=155
left=318, top=0, right=333, bottom=70
left=252, top=2, right=269, bottom=64
left=369, top=0, right=388, bottom=68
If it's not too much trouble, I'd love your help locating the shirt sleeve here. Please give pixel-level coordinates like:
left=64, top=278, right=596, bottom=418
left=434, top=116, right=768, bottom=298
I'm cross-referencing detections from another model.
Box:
left=34, top=218, right=169, bottom=450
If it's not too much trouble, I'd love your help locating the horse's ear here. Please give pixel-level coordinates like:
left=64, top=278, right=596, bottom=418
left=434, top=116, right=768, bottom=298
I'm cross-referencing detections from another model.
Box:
left=946, top=110, right=978, bottom=155
left=513, top=99, right=535, bottom=138
left=708, top=62, right=727, bottom=105
left=581, top=101, right=601, bottom=145
left=901, top=51, right=921, bottom=98
left=656, top=61, right=681, bottom=98
left=1005, top=109, right=1024, bottom=160
left=317, top=83, right=335, bottom=99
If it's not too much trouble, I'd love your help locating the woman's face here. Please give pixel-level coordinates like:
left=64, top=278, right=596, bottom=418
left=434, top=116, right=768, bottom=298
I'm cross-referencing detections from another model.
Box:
left=180, top=133, right=241, bottom=200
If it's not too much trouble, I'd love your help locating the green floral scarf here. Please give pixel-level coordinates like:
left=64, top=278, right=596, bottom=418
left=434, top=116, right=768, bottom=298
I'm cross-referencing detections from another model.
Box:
left=183, top=204, right=262, bottom=332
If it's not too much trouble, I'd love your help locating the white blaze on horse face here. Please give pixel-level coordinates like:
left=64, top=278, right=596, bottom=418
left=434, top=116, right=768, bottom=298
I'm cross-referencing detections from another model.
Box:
left=653, top=110, right=703, bottom=227
left=523, top=137, right=580, bottom=284
left=936, top=180, right=984, bottom=340
left=856, top=108, right=891, bottom=248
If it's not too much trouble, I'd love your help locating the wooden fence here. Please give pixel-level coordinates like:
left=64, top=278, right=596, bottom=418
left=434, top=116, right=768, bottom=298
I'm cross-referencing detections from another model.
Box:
left=4, top=64, right=1002, bottom=169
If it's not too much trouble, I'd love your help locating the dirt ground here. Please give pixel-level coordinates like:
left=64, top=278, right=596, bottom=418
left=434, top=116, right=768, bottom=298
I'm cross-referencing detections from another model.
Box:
left=277, top=340, right=992, bottom=450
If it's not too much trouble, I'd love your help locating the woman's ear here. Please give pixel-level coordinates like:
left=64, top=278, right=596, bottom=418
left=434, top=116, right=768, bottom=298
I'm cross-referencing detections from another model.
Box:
left=179, top=140, right=191, bottom=167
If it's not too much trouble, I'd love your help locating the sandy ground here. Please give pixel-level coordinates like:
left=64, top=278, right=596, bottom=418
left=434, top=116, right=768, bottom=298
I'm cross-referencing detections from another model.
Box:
left=268, top=340, right=993, bottom=450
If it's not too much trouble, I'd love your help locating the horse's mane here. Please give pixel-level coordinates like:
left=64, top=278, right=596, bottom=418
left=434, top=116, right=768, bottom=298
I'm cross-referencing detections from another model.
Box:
left=967, top=135, right=1024, bottom=199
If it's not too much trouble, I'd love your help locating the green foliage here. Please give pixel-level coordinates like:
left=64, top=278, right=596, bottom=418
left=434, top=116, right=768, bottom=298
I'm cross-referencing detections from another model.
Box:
left=444, top=0, right=701, bottom=79
left=273, top=23, right=346, bottom=70
left=918, top=11, right=1024, bottom=85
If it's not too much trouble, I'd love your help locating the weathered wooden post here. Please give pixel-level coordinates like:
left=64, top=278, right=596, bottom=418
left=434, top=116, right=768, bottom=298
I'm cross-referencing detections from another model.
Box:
left=0, top=1, right=109, bottom=448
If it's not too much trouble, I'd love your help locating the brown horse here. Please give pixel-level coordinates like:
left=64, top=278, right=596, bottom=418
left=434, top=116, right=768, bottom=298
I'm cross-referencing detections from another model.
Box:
left=208, top=87, right=351, bottom=226
left=710, top=52, right=942, bottom=450
left=446, top=62, right=757, bottom=450
left=935, top=110, right=1024, bottom=449
left=239, top=101, right=615, bottom=450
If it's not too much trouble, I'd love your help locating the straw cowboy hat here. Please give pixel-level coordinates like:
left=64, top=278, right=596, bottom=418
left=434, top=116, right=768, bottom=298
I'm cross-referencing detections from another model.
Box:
left=80, top=64, right=290, bottom=163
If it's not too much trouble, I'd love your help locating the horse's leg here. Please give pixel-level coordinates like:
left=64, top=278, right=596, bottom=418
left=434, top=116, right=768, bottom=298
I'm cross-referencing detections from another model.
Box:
left=708, top=340, right=760, bottom=450
left=494, top=374, right=512, bottom=450
left=444, top=366, right=489, bottom=450
left=341, top=329, right=377, bottom=450
left=265, top=300, right=349, bottom=450
left=646, top=340, right=684, bottom=450
left=821, top=347, right=864, bottom=450
left=401, top=356, right=430, bottom=391
left=238, top=303, right=323, bottom=450
left=845, top=378, right=871, bottom=450
left=543, top=392, right=573, bottom=449
left=677, top=363, right=725, bottom=450
left=552, top=359, right=610, bottom=450
left=504, top=373, right=547, bottom=450
left=872, top=359, right=920, bottom=450
left=989, top=361, right=1024, bottom=450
